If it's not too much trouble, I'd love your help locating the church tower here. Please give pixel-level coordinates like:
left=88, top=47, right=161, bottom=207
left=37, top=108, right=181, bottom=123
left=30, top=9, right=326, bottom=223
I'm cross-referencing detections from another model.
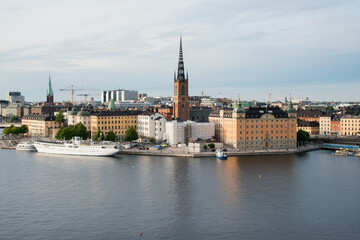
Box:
left=173, top=37, right=189, bottom=120
left=46, top=73, right=54, bottom=105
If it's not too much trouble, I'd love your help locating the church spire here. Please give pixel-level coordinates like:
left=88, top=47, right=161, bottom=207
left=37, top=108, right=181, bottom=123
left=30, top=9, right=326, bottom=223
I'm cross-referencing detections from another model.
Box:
left=47, top=73, right=53, bottom=97
left=177, top=36, right=186, bottom=81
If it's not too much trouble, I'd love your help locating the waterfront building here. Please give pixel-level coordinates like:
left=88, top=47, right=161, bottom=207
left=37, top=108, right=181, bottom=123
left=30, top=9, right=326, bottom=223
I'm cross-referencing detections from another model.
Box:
left=22, top=114, right=62, bottom=137
left=137, top=112, right=166, bottom=139
left=173, top=37, right=190, bottom=121
left=154, top=117, right=167, bottom=142
left=340, top=115, right=360, bottom=136
left=319, top=115, right=331, bottom=135
left=90, top=110, right=140, bottom=140
left=46, top=74, right=54, bottom=106
left=67, top=108, right=91, bottom=131
left=165, top=120, right=214, bottom=146
left=101, top=89, right=138, bottom=103
left=6, top=91, right=25, bottom=103
left=209, top=101, right=297, bottom=150
left=297, top=109, right=323, bottom=122
left=297, top=121, right=320, bottom=134
left=330, top=115, right=342, bottom=135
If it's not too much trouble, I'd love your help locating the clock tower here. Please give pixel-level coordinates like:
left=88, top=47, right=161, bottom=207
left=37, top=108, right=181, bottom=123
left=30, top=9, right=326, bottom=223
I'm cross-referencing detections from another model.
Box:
left=173, top=37, right=189, bottom=121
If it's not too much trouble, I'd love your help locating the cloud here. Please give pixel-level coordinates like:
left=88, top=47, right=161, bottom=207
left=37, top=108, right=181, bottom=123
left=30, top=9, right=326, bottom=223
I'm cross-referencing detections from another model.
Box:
left=0, top=0, right=359, bottom=101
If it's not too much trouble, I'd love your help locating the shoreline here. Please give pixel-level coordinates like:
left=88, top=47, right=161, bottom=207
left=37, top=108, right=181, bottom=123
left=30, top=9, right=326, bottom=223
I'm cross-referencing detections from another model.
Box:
left=117, top=146, right=322, bottom=158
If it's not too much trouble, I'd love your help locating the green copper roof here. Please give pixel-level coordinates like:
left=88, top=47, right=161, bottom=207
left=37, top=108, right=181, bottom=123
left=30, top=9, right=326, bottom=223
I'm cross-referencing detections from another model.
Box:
left=47, top=74, right=53, bottom=97
left=233, top=100, right=245, bottom=113
left=285, top=100, right=296, bottom=113
left=77, top=108, right=90, bottom=116
left=108, top=99, right=117, bottom=110
left=68, top=108, right=79, bottom=115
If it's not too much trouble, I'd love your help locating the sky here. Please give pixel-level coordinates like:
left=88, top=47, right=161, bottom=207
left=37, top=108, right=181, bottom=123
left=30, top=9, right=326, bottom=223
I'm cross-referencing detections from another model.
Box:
left=1, top=0, right=359, bottom=102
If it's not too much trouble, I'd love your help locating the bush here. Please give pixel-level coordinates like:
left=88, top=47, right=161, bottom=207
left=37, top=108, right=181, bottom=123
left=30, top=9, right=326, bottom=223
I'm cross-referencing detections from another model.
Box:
left=209, top=143, right=215, bottom=149
left=203, top=145, right=208, bottom=150
left=149, top=137, right=155, bottom=143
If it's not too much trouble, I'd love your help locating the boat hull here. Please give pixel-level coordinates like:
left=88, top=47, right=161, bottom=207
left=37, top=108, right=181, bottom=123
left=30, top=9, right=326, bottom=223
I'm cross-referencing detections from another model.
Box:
left=34, top=141, right=121, bottom=156
left=216, top=155, right=228, bottom=160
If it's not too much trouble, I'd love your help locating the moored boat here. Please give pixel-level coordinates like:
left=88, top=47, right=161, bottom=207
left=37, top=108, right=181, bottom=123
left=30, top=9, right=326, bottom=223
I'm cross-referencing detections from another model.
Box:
left=216, top=149, right=228, bottom=160
left=34, top=137, right=121, bottom=156
left=16, top=142, right=37, bottom=151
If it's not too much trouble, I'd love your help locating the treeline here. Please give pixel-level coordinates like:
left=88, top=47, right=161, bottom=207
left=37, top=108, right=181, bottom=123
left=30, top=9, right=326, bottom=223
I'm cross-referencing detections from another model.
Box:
left=55, top=123, right=88, bottom=140
left=2, top=125, right=28, bottom=135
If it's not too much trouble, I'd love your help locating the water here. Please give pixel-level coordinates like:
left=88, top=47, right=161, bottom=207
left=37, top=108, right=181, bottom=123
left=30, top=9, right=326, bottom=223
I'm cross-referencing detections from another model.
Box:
left=1, top=149, right=360, bottom=240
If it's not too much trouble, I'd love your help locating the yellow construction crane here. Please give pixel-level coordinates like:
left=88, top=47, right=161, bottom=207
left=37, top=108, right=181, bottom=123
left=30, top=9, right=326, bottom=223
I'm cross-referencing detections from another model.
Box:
left=59, top=85, right=98, bottom=106
left=77, top=93, right=100, bottom=107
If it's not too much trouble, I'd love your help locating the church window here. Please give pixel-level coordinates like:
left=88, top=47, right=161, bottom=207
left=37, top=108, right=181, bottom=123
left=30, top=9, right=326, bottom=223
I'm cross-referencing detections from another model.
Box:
left=181, top=85, right=185, bottom=95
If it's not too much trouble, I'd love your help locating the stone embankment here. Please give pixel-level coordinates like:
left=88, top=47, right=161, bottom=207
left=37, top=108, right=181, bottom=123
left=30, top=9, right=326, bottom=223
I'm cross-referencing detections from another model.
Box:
left=118, top=145, right=322, bottom=158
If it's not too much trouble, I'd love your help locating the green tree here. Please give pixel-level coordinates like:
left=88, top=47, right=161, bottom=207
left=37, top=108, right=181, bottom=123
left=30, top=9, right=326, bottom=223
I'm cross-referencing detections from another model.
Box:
left=18, top=125, right=28, bottom=134
left=203, top=145, right=208, bottom=150
left=124, top=126, right=138, bottom=142
left=55, top=127, right=64, bottom=140
left=94, top=130, right=105, bottom=141
left=105, top=130, right=117, bottom=142
left=3, top=124, right=28, bottom=135
left=75, top=122, right=88, bottom=140
left=297, top=129, right=310, bottom=146
left=56, top=110, right=65, bottom=124
left=209, top=143, right=215, bottom=149
left=149, top=137, right=155, bottom=143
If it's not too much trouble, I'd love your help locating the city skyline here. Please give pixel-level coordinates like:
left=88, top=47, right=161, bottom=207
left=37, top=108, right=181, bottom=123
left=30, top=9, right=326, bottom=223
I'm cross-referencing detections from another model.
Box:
left=1, top=0, right=359, bottom=102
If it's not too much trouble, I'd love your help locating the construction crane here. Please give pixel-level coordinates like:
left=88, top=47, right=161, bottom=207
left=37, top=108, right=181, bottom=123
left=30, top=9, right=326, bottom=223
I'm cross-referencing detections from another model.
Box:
left=59, top=85, right=98, bottom=106
left=77, top=93, right=100, bottom=107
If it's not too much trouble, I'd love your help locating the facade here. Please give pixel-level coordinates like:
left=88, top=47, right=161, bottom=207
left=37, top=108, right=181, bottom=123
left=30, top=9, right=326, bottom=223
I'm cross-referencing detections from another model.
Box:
left=22, top=114, right=62, bottom=137
left=67, top=108, right=91, bottom=131
left=137, top=112, right=165, bottom=138
left=173, top=37, right=190, bottom=121
left=154, top=117, right=167, bottom=142
left=331, top=115, right=342, bottom=135
left=340, top=116, right=360, bottom=136
left=90, top=110, right=140, bottom=140
left=298, top=121, right=320, bottom=134
left=319, top=115, right=331, bottom=135
left=209, top=103, right=297, bottom=150
left=101, top=89, right=138, bottom=103
left=6, top=91, right=25, bottom=103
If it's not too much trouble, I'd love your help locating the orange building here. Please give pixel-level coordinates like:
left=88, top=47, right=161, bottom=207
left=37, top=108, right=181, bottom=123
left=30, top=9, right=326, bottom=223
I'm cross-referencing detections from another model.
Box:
left=209, top=101, right=297, bottom=150
left=330, top=115, right=342, bottom=135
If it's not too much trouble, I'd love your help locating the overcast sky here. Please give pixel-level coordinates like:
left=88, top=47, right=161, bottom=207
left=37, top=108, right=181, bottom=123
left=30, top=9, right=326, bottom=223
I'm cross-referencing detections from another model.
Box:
left=1, top=0, right=359, bottom=102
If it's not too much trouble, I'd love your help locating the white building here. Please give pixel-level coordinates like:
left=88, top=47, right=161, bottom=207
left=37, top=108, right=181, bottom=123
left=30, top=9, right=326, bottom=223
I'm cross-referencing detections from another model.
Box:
left=6, top=92, right=25, bottom=103
left=102, top=89, right=138, bottom=103
left=67, top=108, right=91, bottom=131
left=137, top=112, right=166, bottom=140
left=319, top=115, right=331, bottom=135
left=340, top=116, right=360, bottom=136
left=165, top=120, right=215, bottom=146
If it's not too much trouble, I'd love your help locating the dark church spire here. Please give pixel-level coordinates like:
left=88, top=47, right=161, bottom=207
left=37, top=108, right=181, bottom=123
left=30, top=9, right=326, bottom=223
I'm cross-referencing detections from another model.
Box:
left=177, top=36, right=186, bottom=81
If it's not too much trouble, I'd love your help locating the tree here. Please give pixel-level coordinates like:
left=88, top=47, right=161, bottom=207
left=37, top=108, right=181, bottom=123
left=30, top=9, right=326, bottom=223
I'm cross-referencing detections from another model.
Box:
left=105, top=130, right=117, bottom=142
left=56, top=110, right=65, bottom=124
left=124, top=126, right=138, bottom=142
left=209, top=143, right=215, bottom=149
left=297, top=129, right=310, bottom=146
left=55, top=127, right=64, bottom=140
left=3, top=124, right=28, bottom=135
left=75, top=122, right=88, bottom=140
left=94, top=130, right=105, bottom=141
left=203, top=145, right=208, bottom=150
left=149, top=137, right=155, bottom=143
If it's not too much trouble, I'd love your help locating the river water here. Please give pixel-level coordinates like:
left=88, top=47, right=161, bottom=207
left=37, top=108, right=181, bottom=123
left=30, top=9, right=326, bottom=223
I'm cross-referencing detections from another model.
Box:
left=0, top=149, right=359, bottom=240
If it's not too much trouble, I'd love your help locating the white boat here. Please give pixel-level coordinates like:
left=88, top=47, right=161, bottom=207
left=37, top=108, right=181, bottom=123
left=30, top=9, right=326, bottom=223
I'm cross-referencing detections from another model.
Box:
left=34, top=137, right=121, bottom=156
left=215, top=149, right=228, bottom=160
left=16, top=142, right=36, bottom=151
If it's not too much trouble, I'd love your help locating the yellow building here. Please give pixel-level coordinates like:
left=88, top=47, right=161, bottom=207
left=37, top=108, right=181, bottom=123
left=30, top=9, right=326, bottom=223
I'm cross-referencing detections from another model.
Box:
left=297, top=121, right=319, bottom=134
left=209, top=101, right=297, bottom=150
left=90, top=110, right=140, bottom=140
left=340, top=116, right=360, bottom=136
left=21, top=114, right=62, bottom=137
